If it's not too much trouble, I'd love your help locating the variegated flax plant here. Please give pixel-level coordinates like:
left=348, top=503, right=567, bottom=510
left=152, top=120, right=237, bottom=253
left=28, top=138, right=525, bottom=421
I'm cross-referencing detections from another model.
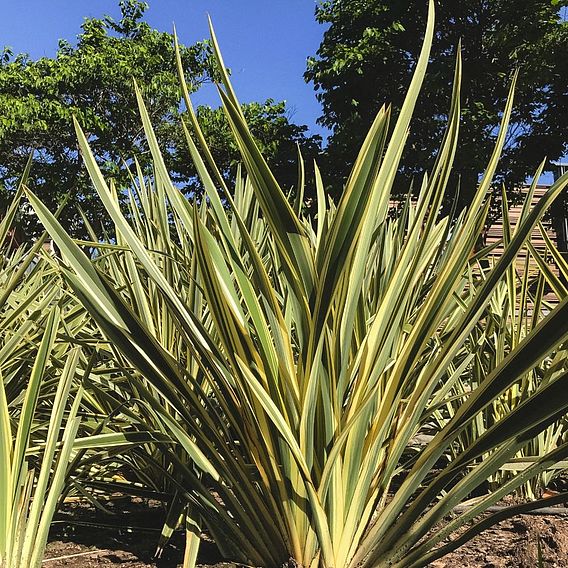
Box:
left=0, top=169, right=86, bottom=568
left=0, top=179, right=172, bottom=568
left=432, top=184, right=568, bottom=501
left=23, top=1, right=568, bottom=566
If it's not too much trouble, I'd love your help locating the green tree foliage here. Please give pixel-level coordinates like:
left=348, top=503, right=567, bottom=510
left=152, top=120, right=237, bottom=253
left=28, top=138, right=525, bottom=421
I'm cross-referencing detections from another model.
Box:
left=306, top=0, right=568, bottom=210
left=186, top=100, right=321, bottom=198
left=0, top=1, right=213, bottom=237
left=0, top=1, right=321, bottom=238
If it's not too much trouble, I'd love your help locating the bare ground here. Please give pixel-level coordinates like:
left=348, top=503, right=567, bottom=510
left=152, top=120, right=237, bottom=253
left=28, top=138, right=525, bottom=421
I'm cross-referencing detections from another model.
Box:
left=44, top=498, right=568, bottom=567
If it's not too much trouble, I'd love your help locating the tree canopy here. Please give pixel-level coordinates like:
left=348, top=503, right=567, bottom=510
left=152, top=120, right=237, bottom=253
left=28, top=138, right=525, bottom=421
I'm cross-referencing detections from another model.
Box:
left=0, top=0, right=321, bottom=238
left=306, top=0, right=568, bottom=211
left=0, top=0, right=212, bottom=236
left=189, top=101, right=322, bottom=198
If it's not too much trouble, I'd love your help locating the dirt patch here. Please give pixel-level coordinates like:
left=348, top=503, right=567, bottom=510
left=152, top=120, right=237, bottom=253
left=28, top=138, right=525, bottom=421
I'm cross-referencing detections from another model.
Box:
left=45, top=499, right=568, bottom=567
left=431, top=515, right=568, bottom=567
left=45, top=497, right=223, bottom=568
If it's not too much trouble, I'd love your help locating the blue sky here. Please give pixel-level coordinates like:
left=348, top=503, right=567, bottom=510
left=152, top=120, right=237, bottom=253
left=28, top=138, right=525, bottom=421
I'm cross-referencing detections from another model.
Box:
left=0, top=0, right=329, bottom=137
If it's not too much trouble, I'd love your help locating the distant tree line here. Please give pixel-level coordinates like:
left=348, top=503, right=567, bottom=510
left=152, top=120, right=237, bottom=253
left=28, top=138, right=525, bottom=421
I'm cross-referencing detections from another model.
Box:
left=306, top=0, right=568, bottom=215
left=1, top=0, right=566, bottom=239
left=0, top=0, right=321, bottom=238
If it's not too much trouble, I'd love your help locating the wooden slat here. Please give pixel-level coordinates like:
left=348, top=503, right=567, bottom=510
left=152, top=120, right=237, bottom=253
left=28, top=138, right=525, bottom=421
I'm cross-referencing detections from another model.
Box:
left=485, top=185, right=560, bottom=304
